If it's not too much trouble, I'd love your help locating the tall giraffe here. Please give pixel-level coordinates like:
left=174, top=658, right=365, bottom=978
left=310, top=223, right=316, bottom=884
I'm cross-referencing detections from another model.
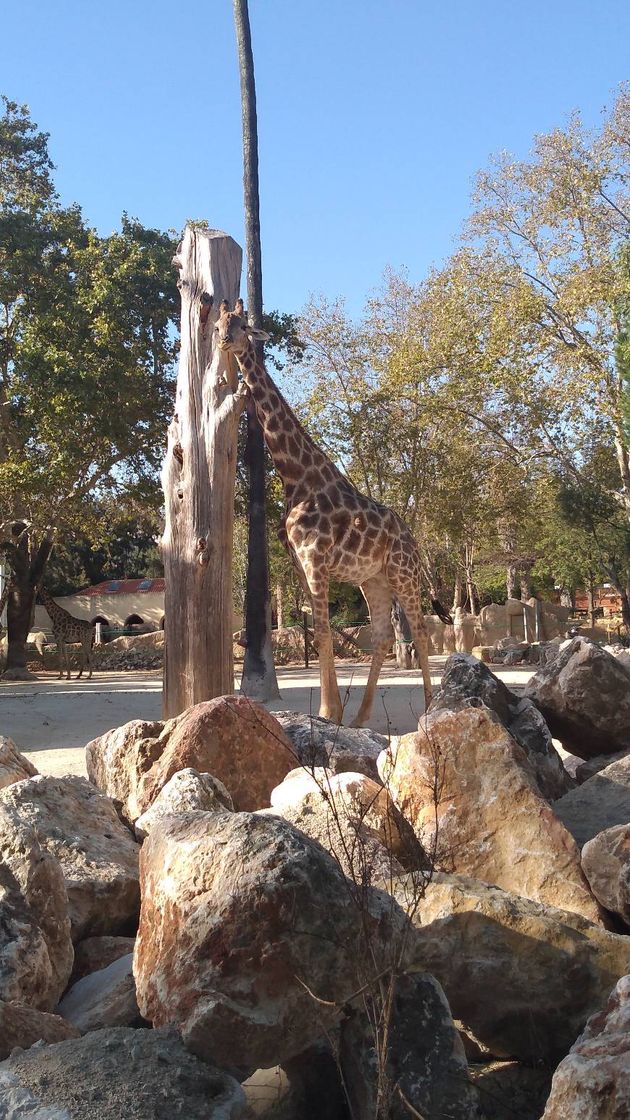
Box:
left=38, top=586, right=95, bottom=680
left=216, top=300, right=435, bottom=726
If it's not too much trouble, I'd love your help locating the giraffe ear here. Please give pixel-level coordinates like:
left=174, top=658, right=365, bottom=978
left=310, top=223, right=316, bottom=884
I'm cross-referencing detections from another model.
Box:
left=246, top=325, right=270, bottom=343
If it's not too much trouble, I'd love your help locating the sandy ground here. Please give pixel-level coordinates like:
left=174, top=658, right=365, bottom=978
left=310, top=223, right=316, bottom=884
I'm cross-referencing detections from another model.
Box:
left=0, top=657, right=537, bottom=778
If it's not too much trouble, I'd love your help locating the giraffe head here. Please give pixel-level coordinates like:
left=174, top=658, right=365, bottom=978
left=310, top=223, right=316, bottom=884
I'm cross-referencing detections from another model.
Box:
left=215, top=299, right=269, bottom=357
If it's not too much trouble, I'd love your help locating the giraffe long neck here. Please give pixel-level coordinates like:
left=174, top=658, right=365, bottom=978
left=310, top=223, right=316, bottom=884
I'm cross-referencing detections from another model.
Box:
left=235, top=346, right=342, bottom=499
left=40, top=588, right=71, bottom=624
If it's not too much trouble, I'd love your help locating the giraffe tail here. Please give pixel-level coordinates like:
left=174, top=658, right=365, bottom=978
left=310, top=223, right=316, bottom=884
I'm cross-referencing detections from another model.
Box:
left=431, top=598, right=453, bottom=626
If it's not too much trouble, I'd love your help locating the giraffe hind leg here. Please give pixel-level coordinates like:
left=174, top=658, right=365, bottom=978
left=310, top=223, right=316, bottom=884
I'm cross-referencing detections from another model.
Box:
left=352, top=575, right=394, bottom=728
left=386, top=568, right=433, bottom=711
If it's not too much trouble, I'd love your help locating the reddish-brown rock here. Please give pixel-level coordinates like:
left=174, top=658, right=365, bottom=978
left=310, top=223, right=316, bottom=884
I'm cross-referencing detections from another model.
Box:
left=582, top=825, right=630, bottom=927
left=134, top=811, right=409, bottom=1069
left=379, top=706, right=602, bottom=922
left=87, top=698, right=297, bottom=821
left=541, top=975, right=630, bottom=1118
left=0, top=1000, right=79, bottom=1059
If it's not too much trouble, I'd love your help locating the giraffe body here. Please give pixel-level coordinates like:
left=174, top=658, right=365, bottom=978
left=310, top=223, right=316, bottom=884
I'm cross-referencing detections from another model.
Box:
left=216, top=303, right=434, bottom=726
left=38, top=586, right=94, bottom=680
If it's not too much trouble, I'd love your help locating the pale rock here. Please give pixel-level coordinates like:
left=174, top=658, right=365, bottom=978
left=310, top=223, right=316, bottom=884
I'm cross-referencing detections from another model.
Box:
left=0, top=1001, right=79, bottom=1060
left=134, top=767, right=233, bottom=839
left=0, top=1026, right=247, bottom=1119
left=0, top=737, right=37, bottom=790
left=525, top=637, right=630, bottom=758
left=542, top=974, right=630, bottom=1119
left=266, top=767, right=423, bottom=879
left=582, top=825, right=630, bottom=926
left=87, top=697, right=296, bottom=821
left=553, top=753, right=630, bottom=847
left=379, top=705, right=601, bottom=922
left=272, top=712, right=386, bottom=781
left=429, top=652, right=572, bottom=799
left=0, top=808, right=73, bottom=1011
left=390, top=872, right=630, bottom=1062
left=56, top=954, right=140, bottom=1033
left=0, top=775, right=140, bottom=942
left=71, top=936, right=136, bottom=983
left=339, top=971, right=481, bottom=1119
left=134, top=810, right=410, bottom=1069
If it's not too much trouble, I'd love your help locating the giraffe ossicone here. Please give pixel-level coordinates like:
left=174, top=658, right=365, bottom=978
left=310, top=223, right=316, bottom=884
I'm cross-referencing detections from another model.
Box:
left=216, top=301, right=435, bottom=726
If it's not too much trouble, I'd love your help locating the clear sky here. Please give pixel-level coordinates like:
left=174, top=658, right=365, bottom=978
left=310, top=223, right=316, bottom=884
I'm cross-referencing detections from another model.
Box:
left=1, top=1, right=628, bottom=317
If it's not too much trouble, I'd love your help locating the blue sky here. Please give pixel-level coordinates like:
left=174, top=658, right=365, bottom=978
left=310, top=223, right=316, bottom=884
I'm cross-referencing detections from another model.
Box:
left=1, top=1, right=628, bottom=318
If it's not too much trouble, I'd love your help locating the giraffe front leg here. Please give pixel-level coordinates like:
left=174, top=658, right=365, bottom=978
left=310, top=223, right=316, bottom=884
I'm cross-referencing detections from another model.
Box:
left=309, top=578, right=343, bottom=725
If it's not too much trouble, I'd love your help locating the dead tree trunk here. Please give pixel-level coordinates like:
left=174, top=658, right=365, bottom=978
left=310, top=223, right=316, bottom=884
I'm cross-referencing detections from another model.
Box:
left=392, top=600, right=417, bottom=670
left=0, top=523, right=54, bottom=680
left=161, top=227, right=244, bottom=719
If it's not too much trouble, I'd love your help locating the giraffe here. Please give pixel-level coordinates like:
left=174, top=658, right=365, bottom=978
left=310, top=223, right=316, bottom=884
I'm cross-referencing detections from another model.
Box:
left=0, top=579, right=10, bottom=642
left=38, top=585, right=95, bottom=680
left=216, top=299, right=436, bottom=726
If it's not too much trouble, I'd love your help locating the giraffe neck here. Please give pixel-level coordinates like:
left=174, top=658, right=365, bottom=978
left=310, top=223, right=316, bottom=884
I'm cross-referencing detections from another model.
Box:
left=235, top=345, right=342, bottom=498
left=40, top=589, right=70, bottom=624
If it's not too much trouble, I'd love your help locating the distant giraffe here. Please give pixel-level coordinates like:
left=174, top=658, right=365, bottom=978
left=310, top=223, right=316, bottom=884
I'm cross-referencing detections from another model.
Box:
left=0, top=579, right=10, bottom=642
left=38, top=586, right=94, bottom=680
left=216, top=300, right=446, bottom=726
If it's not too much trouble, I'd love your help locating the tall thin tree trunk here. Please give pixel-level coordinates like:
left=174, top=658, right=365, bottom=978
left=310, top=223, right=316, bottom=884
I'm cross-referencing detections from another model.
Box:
left=1, top=523, right=54, bottom=680
left=233, top=0, right=280, bottom=701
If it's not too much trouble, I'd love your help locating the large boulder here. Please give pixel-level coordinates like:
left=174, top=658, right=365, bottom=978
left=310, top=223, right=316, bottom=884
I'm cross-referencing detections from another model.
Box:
left=134, top=767, right=233, bottom=839
left=265, top=768, right=423, bottom=880
left=0, top=1001, right=79, bottom=1060
left=87, top=697, right=296, bottom=821
left=379, top=705, right=602, bottom=922
left=430, top=652, right=571, bottom=799
left=0, top=736, right=37, bottom=789
left=541, top=975, right=630, bottom=1119
left=575, top=748, right=630, bottom=783
left=553, top=753, right=630, bottom=847
left=57, top=954, right=141, bottom=1033
left=468, top=1062, right=552, bottom=1120
left=524, top=637, right=630, bottom=759
left=390, top=872, right=630, bottom=1062
left=0, top=775, right=140, bottom=942
left=134, top=811, right=410, bottom=1069
left=0, top=1027, right=247, bottom=1119
left=0, top=808, right=73, bottom=1011
left=272, top=712, right=386, bottom=781
left=339, top=971, right=481, bottom=1119
left=582, top=825, right=630, bottom=927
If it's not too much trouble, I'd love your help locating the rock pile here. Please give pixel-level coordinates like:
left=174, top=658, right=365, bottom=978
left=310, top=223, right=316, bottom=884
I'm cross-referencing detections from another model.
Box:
left=0, top=647, right=628, bottom=1118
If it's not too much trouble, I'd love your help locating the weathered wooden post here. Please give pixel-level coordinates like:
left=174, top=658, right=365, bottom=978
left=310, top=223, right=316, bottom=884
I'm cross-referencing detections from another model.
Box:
left=161, top=227, right=243, bottom=718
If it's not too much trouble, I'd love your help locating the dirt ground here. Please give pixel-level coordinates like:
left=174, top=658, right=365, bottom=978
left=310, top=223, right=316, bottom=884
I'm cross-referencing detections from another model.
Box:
left=0, top=657, right=537, bottom=778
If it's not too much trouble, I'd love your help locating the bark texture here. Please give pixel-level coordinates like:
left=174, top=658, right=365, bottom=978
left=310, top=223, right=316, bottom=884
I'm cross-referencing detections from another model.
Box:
left=161, top=228, right=243, bottom=718
left=0, top=523, right=53, bottom=680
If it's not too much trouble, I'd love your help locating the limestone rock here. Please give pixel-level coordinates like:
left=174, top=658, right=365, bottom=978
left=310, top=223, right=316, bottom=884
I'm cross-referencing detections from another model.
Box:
left=0, top=808, right=73, bottom=1011
left=0, top=1001, right=79, bottom=1060
left=71, top=936, right=136, bottom=983
left=541, top=974, right=630, bottom=1118
left=57, top=954, right=141, bottom=1033
left=0, top=736, right=37, bottom=790
left=266, top=768, right=424, bottom=879
left=0, top=1026, right=247, bottom=1119
left=582, top=825, right=630, bottom=926
left=272, top=712, right=386, bottom=781
left=379, top=705, right=601, bottom=922
left=87, top=697, right=296, bottom=821
left=134, top=811, right=409, bottom=1069
left=553, top=753, right=630, bottom=847
left=340, top=971, right=481, bottom=1119
left=575, top=748, right=630, bottom=783
left=391, top=872, right=630, bottom=1062
left=134, top=767, right=233, bottom=839
left=0, top=775, right=140, bottom=942
left=430, top=652, right=571, bottom=799
left=525, top=637, right=630, bottom=759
